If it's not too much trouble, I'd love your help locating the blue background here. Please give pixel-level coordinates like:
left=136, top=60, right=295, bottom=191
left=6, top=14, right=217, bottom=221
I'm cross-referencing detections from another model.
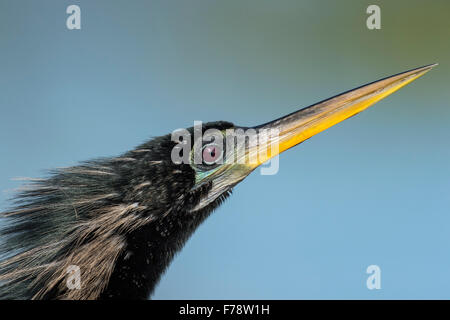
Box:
left=1, top=0, right=449, bottom=299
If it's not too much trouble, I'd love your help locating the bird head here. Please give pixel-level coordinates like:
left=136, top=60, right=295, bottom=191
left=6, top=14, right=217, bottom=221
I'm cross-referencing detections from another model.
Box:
left=179, top=64, right=436, bottom=213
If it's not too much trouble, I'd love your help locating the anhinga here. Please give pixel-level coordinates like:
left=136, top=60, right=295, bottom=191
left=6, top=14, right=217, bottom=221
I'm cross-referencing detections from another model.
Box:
left=0, top=64, right=435, bottom=299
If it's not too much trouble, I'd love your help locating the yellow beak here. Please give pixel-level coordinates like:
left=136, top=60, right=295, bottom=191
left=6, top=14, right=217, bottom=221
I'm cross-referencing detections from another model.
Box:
left=248, top=64, right=437, bottom=167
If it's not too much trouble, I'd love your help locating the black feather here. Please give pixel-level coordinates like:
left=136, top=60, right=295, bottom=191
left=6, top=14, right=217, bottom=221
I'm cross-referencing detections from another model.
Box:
left=0, top=121, right=234, bottom=299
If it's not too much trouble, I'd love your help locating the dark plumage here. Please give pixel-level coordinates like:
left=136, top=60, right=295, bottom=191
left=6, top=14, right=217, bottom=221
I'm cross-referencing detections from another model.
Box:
left=0, top=122, right=234, bottom=299
left=0, top=65, right=434, bottom=299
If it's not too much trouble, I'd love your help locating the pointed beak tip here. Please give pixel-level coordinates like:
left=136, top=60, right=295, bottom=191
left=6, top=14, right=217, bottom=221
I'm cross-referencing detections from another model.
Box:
left=420, top=63, right=439, bottom=73
left=409, top=63, right=438, bottom=80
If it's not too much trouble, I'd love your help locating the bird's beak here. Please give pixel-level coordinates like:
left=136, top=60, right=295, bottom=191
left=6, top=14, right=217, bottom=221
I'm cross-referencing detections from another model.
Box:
left=190, top=64, right=436, bottom=211
left=243, top=64, right=436, bottom=169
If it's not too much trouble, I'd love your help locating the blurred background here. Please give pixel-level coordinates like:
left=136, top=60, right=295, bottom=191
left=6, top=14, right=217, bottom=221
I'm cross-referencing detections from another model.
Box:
left=0, top=0, right=449, bottom=299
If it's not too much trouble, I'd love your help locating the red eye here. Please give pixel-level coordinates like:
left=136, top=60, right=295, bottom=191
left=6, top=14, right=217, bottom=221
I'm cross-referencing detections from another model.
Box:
left=202, top=144, right=222, bottom=165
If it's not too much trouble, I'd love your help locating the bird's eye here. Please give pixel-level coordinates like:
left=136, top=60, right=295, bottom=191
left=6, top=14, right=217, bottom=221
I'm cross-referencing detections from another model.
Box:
left=202, top=144, right=222, bottom=165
